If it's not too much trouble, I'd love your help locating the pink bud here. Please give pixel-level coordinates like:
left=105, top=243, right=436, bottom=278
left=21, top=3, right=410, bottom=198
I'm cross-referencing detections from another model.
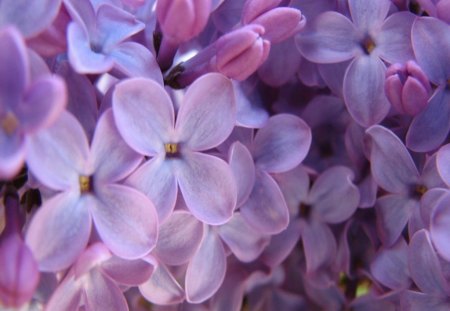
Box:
left=214, top=24, right=270, bottom=80
left=156, top=0, right=211, bottom=43
left=241, top=0, right=283, bottom=24
left=385, top=61, right=432, bottom=116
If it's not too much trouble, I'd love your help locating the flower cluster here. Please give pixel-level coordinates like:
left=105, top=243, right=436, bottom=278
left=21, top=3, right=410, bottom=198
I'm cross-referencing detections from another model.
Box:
left=0, top=0, right=450, bottom=310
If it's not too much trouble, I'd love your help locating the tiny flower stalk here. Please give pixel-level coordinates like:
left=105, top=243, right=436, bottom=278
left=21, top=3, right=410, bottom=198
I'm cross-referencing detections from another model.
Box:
left=0, top=189, right=39, bottom=308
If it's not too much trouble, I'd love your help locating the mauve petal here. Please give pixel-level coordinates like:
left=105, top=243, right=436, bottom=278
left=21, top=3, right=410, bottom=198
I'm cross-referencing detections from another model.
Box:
left=67, top=22, right=115, bottom=74
left=0, top=27, right=27, bottom=106
left=297, top=11, right=359, bottom=63
left=370, top=238, right=411, bottom=290
left=91, top=109, right=143, bottom=184
left=218, top=212, right=269, bottom=262
left=0, top=0, right=62, bottom=38
left=110, top=42, right=163, bottom=83
left=343, top=55, right=390, bottom=127
left=64, top=0, right=96, bottom=32
left=210, top=262, right=247, bottom=311
left=18, top=75, right=67, bottom=133
left=377, top=12, right=415, bottom=64
left=406, top=88, right=450, bottom=152
left=100, top=255, right=155, bottom=286
left=422, top=154, right=446, bottom=190
left=186, top=227, right=226, bottom=303
left=421, top=188, right=449, bottom=230
left=437, top=144, right=450, bottom=186
left=0, top=132, right=24, bottom=180
left=309, top=166, right=359, bottom=224
left=26, top=111, right=89, bottom=191
left=45, top=273, right=82, bottom=311
left=253, top=114, right=311, bottom=173
left=25, top=192, right=92, bottom=272
left=176, top=73, right=236, bottom=151
left=229, top=142, right=255, bottom=207
left=274, top=165, right=310, bottom=216
left=176, top=152, right=236, bottom=225
left=113, top=77, right=174, bottom=156
left=154, top=211, right=203, bottom=266
left=404, top=291, right=450, bottom=311
left=409, top=229, right=449, bottom=296
left=430, top=193, right=450, bottom=262
left=348, top=0, right=390, bottom=31
left=412, top=17, right=450, bottom=84
left=139, top=263, right=185, bottom=305
left=301, top=220, right=337, bottom=273
left=91, top=184, right=158, bottom=259
left=366, top=125, right=419, bottom=194
left=84, top=269, right=128, bottom=311
left=240, top=170, right=289, bottom=234
left=376, top=195, right=416, bottom=246
left=126, top=157, right=177, bottom=222
left=95, top=3, right=144, bottom=51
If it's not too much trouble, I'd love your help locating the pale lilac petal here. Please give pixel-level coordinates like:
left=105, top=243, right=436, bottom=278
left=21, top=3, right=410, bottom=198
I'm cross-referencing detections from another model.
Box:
left=366, top=125, right=419, bottom=194
left=318, top=61, right=350, bottom=97
left=45, top=272, right=82, bottom=311
left=91, top=184, right=158, bottom=259
left=297, top=11, right=359, bottom=63
left=186, top=227, right=226, bottom=303
left=25, top=192, right=92, bottom=272
left=437, top=144, right=450, bottom=186
left=218, top=212, right=269, bottom=262
left=421, top=188, right=449, bottom=229
left=377, top=12, right=415, bottom=64
left=64, top=0, right=96, bottom=33
left=0, top=27, right=28, bottom=106
left=110, top=41, right=163, bottom=83
left=253, top=114, right=311, bottom=173
left=376, top=195, right=416, bottom=246
left=370, top=238, right=411, bottom=290
left=84, top=269, right=128, bottom=311
left=412, top=17, right=450, bottom=84
left=422, top=154, right=446, bottom=189
left=228, top=142, right=255, bottom=207
left=409, top=229, right=449, bottom=296
left=112, top=77, right=174, bottom=156
left=430, top=193, right=450, bottom=262
left=126, top=156, right=177, bottom=222
left=176, top=152, right=236, bottom=225
left=343, top=55, right=390, bottom=127
left=406, top=88, right=450, bottom=152
left=67, top=22, right=115, bottom=74
left=348, top=0, right=390, bottom=30
left=0, top=0, right=62, bottom=38
left=301, top=220, right=337, bottom=273
left=154, top=211, right=203, bottom=266
left=139, top=263, right=185, bottom=305
left=176, top=73, right=236, bottom=151
left=91, top=109, right=143, bottom=183
left=100, top=256, right=155, bottom=286
left=309, top=166, right=359, bottom=224
left=26, top=111, right=89, bottom=191
left=17, top=75, right=66, bottom=133
left=404, top=291, right=450, bottom=311
left=0, top=132, right=24, bottom=179
left=240, top=170, right=289, bottom=234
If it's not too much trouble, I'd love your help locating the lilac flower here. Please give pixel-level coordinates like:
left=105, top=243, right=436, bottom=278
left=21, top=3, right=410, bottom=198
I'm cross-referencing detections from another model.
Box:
left=113, top=73, right=237, bottom=225
left=405, top=16, right=450, bottom=152
left=297, top=0, right=415, bottom=126
left=0, top=26, right=66, bottom=179
left=25, top=109, right=158, bottom=271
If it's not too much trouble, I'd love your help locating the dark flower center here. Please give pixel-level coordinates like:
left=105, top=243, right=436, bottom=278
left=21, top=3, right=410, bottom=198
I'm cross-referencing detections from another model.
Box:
left=299, top=203, right=312, bottom=219
left=164, top=142, right=180, bottom=158
left=411, top=184, right=428, bottom=199
left=1, top=111, right=19, bottom=135
left=79, top=175, right=93, bottom=193
left=361, top=36, right=376, bottom=54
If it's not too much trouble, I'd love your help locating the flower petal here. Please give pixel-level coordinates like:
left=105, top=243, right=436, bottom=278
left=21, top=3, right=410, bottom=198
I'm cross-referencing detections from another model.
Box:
left=229, top=141, right=255, bottom=207
left=84, top=269, right=128, bottom=311
left=176, top=152, right=236, bottom=225
left=253, top=114, right=311, bottom=173
left=100, top=255, right=155, bottom=286
left=185, top=226, right=226, bottom=303
left=175, top=73, right=236, bottom=151
left=0, top=132, right=24, bottom=180
left=348, top=0, right=390, bottom=31
left=25, top=192, right=92, bottom=272
left=112, top=77, right=174, bottom=156
left=430, top=193, right=450, bottom=262
left=91, top=184, right=158, bottom=259
left=45, top=272, right=82, bottom=311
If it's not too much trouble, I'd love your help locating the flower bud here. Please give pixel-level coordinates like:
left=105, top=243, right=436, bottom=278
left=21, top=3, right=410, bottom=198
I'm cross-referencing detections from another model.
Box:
left=385, top=61, right=432, bottom=116
left=156, top=0, right=211, bottom=43
left=214, top=24, right=270, bottom=80
left=241, top=0, right=283, bottom=24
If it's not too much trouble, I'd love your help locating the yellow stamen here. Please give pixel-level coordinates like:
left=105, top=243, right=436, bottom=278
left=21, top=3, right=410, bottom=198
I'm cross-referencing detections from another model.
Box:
left=356, top=278, right=371, bottom=297
left=363, top=37, right=376, bottom=54
left=1, top=111, right=19, bottom=135
left=164, top=143, right=178, bottom=154
left=415, top=184, right=428, bottom=196
left=79, top=175, right=91, bottom=193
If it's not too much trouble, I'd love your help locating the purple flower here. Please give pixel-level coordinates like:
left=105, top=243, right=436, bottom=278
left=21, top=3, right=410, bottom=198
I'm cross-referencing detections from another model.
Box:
left=113, top=73, right=237, bottom=225
left=25, top=109, right=158, bottom=271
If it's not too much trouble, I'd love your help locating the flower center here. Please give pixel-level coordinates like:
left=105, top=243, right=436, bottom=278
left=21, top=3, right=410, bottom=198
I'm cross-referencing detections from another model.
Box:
left=164, top=143, right=180, bottom=158
left=79, top=175, right=92, bottom=193
left=1, top=111, right=19, bottom=135
left=362, top=36, right=376, bottom=54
